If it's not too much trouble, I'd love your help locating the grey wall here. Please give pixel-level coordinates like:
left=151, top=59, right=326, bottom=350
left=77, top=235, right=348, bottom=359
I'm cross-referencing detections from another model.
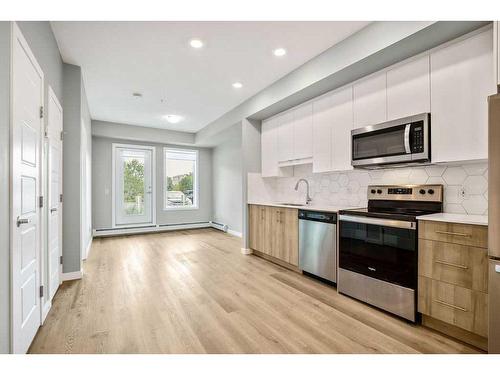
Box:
left=62, top=64, right=83, bottom=273
left=241, top=119, right=262, bottom=249
left=92, top=120, right=195, bottom=145
left=92, top=136, right=212, bottom=229
left=212, top=125, right=243, bottom=234
left=81, top=82, right=92, bottom=256
left=0, top=21, right=11, bottom=355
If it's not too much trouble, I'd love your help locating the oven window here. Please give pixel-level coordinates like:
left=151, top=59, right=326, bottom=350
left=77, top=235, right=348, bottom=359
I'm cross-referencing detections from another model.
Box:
left=353, top=125, right=407, bottom=160
left=339, top=221, right=417, bottom=288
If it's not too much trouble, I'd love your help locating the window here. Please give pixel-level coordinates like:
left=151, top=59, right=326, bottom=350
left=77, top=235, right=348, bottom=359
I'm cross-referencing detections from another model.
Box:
left=164, top=148, right=198, bottom=210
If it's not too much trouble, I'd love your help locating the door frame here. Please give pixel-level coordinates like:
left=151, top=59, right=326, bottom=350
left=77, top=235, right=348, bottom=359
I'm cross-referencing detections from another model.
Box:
left=41, top=85, right=63, bottom=323
left=111, top=143, right=156, bottom=228
left=10, top=21, right=45, bottom=353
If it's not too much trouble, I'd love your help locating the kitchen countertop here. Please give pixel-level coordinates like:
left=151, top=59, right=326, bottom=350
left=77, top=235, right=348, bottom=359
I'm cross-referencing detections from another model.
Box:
left=247, top=201, right=359, bottom=213
left=416, top=212, right=488, bottom=226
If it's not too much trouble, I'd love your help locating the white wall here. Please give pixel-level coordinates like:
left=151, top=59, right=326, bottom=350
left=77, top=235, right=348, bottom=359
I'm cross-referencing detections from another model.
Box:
left=212, top=125, right=243, bottom=235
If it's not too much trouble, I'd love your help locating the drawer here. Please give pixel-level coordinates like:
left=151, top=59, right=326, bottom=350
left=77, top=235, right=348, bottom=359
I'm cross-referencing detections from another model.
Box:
left=418, top=277, right=488, bottom=337
left=419, top=239, right=488, bottom=292
left=419, top=220, right=488, bottom=248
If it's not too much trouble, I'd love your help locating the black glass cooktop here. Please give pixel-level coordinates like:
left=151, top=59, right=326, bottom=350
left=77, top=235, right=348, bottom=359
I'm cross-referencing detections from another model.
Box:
left=339, top=200, right=443, bottom=222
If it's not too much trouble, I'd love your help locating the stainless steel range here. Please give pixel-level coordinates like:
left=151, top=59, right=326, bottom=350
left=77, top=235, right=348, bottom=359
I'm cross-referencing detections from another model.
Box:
left=338, top=184, right=443, bottom=322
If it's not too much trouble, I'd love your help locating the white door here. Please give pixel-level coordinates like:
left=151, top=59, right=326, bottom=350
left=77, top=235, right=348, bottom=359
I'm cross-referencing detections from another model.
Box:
left=46, top=87, right=63, bottom=302
left=293, top=103, right=313, bottom=160
left=277, top=111, right=294, bottom=162
left=312, top=93, right=333, bottom=173
left=11, top=22, right=44, bottom=354
left=331, top=85, right=354, bottom=171
left=113, top=145, right=154, bottom=226
left=353, top=71, right=387, bottom=128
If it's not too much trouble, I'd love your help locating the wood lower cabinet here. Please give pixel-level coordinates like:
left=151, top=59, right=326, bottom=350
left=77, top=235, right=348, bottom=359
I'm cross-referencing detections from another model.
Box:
left=418, top=219, right=488, bottom=350
left=248, top=204, right=298, bottom=268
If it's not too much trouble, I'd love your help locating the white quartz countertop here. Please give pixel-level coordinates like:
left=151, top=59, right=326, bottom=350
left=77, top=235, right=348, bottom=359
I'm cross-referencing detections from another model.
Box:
left=247, top=201, right=359, bottom=213
left=416, top=213, right=488, bottom=226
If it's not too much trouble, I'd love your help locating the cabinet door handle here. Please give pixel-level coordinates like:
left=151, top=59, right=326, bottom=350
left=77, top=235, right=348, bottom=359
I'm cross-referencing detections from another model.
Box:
left=434, top=259, right=468, bottom=269
left=433, top=299, right=467, bottom=312
left=261, top=209, right=264, bottom=220
left=435, top=230, right=471, bottom=238
left=276, top=210, right=280, bottom=223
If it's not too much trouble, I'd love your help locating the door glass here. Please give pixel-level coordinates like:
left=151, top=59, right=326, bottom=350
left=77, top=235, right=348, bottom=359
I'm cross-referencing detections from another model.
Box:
left=353, top=125, right=406, bottom=160
left=121, top=150, right=145, bottom=216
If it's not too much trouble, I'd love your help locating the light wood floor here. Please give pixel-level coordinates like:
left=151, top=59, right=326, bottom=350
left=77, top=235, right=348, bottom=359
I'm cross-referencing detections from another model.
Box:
left=29, top=228, right=482, bottom=354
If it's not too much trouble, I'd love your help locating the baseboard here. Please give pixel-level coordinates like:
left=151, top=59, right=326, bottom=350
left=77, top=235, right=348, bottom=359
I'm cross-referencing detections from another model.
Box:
left=61, top=270, right=83, bottom=281
left=241, top=247, right=252, bottom=255
left=228, top=229, right=242, bottom=238
left=93, top=222, right=211, bottom=237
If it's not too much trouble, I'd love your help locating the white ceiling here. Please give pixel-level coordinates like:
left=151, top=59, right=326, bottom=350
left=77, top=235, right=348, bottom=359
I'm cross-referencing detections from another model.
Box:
left=51, top=21, right=369, bottom=133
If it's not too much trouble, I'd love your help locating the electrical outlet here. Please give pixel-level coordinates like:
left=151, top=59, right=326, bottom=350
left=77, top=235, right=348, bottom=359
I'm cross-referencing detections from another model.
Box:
left=460, top=187, right=467, bottom=198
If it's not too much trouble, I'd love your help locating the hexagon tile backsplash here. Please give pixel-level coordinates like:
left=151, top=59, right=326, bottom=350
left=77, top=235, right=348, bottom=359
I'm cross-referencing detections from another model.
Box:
left=249, top=162, right=489, bottom=215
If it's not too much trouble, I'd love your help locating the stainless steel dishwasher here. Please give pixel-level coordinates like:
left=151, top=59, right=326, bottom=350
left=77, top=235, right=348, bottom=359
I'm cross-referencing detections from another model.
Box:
left=298, top=210, right=337, bottom=283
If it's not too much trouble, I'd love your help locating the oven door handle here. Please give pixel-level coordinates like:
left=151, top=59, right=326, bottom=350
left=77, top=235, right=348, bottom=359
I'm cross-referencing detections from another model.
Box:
left=404, top=123, right=411, bottom=154
left=339, top=214, right=416, bottom=230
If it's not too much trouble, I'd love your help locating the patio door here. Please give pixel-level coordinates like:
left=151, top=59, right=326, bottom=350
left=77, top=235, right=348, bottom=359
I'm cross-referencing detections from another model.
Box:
left=113, top=144, right=155, bottom=226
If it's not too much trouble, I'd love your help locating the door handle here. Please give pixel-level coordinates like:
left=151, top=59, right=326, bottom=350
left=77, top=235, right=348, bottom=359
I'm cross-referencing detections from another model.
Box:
left=50, top=208, right=58, bottom=213
left=16, top=216, right=31, bottom=227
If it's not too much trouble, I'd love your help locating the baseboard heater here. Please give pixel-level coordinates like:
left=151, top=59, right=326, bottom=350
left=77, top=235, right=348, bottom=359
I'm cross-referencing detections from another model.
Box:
left=93, top=222, right=212, bottom=237
left=210, top=221, right=228, bottom=232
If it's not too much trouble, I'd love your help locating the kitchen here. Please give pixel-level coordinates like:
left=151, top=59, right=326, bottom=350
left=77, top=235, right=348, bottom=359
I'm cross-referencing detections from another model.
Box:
left=247, top=23, right=499, bottom=353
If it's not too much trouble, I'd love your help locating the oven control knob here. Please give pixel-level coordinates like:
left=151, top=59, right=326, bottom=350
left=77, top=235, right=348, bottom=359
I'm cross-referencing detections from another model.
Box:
left=428, top=189, right=435, bottom=195
left=377, top=189, right=382, bottom=194
left=419, top=189, right=426, bottom=195
left=371, top=189, right=376, bottom=194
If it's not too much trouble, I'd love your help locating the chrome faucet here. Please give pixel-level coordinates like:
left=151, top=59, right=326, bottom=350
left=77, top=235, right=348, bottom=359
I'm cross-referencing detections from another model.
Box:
left=294, top=179, right=312, bottom=205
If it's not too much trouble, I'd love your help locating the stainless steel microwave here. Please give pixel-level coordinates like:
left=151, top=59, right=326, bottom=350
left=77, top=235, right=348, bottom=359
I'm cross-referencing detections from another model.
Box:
left=351, top=113, right=430, bottom=169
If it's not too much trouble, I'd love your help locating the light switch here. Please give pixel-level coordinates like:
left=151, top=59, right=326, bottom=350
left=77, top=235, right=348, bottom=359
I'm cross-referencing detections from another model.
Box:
left=105, top=188, right=110, bottom=195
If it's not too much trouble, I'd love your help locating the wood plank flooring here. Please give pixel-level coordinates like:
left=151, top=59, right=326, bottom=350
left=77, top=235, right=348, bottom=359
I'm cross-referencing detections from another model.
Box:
left=29, top=229, right=482, bottom=354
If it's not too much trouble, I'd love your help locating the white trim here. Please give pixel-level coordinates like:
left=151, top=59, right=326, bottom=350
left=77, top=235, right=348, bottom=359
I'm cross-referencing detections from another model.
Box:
left=241, top=248, right=253, bottom=255
left=112, top=143, right=156, bottom=228
left=41, top=300, right=52, bottom=324
left=163, top=147, right=199, bottom=211
left=93, top=222, right=211, bottom=237
left=82, top=237, right=92, bottom=260
left=227, top=229, right=243, bottom=238
left=61, top=271, right=83, bottom=282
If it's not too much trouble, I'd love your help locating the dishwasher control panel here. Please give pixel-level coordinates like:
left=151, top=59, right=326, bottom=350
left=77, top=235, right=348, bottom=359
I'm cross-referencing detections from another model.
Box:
left=298, top=210, right=337, bottom=224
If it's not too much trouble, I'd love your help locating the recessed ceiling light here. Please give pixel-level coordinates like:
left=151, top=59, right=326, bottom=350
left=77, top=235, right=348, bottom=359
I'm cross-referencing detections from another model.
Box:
left=163, top=114, right=184, bottom=124
left=232, top=82, right=243, bottom=89
left=273, top=48, right=287, bottom=57
left=132, top=92, right=143, bottom=98
left=189, top=39, right=204, bottom=49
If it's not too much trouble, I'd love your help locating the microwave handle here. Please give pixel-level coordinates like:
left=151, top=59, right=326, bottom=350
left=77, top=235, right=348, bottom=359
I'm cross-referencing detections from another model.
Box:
left=404, top=124, right=411, bottom=154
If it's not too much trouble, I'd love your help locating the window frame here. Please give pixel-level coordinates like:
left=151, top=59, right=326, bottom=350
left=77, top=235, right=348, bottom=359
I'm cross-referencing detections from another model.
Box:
left=163, top=147, right=199, bottom=211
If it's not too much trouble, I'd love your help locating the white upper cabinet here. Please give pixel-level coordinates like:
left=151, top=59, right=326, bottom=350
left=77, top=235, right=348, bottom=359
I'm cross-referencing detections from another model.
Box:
left=387, top=55, right=430, bottom=121
left=353, top=72, right=387, bottom=128
left=430, top=29, right=496, bottom=163
left=331, top=86, right=354, bottom=171
left=312, top=94, right=334, bottom=173
left=293, top=103, right=313, bottom=160
left=277, top=111, right=294, bottom=162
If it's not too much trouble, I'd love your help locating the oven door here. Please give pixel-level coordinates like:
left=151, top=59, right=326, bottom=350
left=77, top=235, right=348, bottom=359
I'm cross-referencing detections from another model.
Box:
left=338, top=215, right=417, bottom=289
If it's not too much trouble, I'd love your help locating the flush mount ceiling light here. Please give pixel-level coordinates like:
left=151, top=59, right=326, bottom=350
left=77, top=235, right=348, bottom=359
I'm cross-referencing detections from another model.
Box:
left=232, top=82, right=243, bottom=89
left=273, top=48, right=287, bottom=57
left=132, top=92, right=143, bottom=98
left=189, top=39, right=204, bottom=49
left=163, top=114, right=184, bottom=124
